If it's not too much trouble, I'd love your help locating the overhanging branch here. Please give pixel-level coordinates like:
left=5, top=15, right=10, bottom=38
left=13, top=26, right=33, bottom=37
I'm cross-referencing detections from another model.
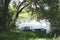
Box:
left=9, top=2, right=32, bottom=27
left=15, top=2, right=32, bottom=19
left=17, top=1, right=25, bottom=9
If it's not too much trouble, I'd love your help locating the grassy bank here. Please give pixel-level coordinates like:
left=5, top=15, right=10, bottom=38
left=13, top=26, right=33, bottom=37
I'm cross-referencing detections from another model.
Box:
left=0, top=31, right=51, bottom=40
left=0, top=30, right=60, bottom=40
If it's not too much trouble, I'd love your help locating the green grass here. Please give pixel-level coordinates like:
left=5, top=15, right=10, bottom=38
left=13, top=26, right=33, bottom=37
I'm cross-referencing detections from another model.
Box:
left=0, top=30, right=59, bottom=40
left=34, top=38, right=52, bottom=40
left=0, top=31, right=50, bottom=40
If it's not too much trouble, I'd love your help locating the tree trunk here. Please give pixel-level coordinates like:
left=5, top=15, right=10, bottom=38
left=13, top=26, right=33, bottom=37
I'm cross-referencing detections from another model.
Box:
left=0, top=0, right=31, bottom=32
left=0, top=0, right=10, bottom=32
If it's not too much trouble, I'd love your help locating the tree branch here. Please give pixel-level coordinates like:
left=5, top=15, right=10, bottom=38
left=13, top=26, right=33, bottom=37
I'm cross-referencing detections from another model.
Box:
left=9, top=2, right=32, bottom=27
left=15, top=2, right=31, bottom=19
left=17, top=0, right=25, bottom=9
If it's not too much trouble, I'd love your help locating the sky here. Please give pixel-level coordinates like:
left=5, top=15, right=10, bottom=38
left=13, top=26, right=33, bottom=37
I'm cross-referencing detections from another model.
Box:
left=10, top=0, right=24, bottom=5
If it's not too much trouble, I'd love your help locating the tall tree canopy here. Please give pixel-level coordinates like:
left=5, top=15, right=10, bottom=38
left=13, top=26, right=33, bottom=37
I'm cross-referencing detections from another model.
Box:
left=0, top=0, right=60, bottom=32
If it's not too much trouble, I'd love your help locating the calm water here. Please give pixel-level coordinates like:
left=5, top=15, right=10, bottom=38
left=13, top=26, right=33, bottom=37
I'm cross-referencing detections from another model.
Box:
left=15, top=19, right=51, bottom=34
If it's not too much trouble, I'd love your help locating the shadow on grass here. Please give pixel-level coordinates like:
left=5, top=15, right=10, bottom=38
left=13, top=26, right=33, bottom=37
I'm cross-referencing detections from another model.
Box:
left=0, top=30, right=60, bottom=40
left=0, top=31, right=52, bottom=40
left=0, top=31, right=36, bottom=40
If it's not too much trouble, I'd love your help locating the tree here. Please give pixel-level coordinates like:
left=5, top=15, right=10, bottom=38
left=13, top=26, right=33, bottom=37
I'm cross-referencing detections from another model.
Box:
left=9, top=0, right=32, bottom=28
left=0, top=0, right=32, bottom=31
left=0, top=0, right=10, bottom=31
left=28, top=0, right=59, bottom=27
left=0, top=0, right=60, bottom=32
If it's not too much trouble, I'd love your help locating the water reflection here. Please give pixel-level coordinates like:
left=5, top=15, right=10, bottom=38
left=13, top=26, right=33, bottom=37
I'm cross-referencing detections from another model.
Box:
left=15, top=19, right=51, bottom=34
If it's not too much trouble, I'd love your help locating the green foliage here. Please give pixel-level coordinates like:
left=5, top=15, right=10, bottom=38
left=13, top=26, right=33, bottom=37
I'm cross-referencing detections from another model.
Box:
left=8, top=5, right=18, bottom=22
left=0, top=0, right=59, bottom=32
